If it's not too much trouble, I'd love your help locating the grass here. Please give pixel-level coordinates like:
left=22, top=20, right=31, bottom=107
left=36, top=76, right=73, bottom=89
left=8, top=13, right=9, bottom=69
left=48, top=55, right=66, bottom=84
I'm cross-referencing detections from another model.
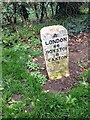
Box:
left=1, top=15, right=90, bottom=119
left=2, top=44, right=44, bottom=118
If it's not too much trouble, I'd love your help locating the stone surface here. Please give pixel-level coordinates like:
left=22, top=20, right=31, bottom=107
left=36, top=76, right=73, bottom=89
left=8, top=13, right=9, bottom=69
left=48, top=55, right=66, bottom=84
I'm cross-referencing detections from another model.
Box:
left=40, top=25, right=69, bottom=80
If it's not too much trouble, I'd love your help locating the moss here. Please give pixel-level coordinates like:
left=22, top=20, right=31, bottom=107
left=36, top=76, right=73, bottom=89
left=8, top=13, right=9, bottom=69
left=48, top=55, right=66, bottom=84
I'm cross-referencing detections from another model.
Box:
left=46, top=58, right=69, bottom=80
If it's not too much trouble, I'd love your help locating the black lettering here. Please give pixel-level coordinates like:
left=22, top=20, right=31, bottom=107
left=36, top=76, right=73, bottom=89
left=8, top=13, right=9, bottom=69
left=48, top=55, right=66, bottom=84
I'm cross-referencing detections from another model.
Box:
left=52, top=39, right=57, bottom=44
left=56, top=49, right=59, bottom=52
left=56, top=39, right=60, bottom=43
left=57, top=44, right=60, bottom=47
left=48, top=55, right=68, bottom=62
left=46, top=49, right=53, bottom=54
left=53, top=45, right=56, bottom=48
left=63, top=56, right=67, bottom=58
left=48, top=58, right=51, bottom=62
left=55, top=57, right=59, bottom=60
left=45, top=42, right=49, bottom=45
left=56, top=53, right=59, bottom=56
left=50, top=50, right=52, bottom=53
left=46, top=47, right=67, bottom=54
left=59, top=48, right=62, bottom=51
left=59, top=56, right=61, bottom=60
left=45, top=37, right=67, bottom=46
left=60, top=38, right=63, bottom=42
left=46, top=50, right=50, bottom=54
left=53, top=49, right=56, bottom=53
left=49, top=40, right=52, bottom=44
left=63, top=37, right=67, bottom=41
left=52, top=58, right=55, bottom=61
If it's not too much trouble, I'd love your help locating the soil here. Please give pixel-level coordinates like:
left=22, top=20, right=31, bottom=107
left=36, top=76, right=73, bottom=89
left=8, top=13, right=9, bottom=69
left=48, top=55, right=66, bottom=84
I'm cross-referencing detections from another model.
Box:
left=11, top=94, right=23, bottom=101
left=34, top=32, right=89, bottom=93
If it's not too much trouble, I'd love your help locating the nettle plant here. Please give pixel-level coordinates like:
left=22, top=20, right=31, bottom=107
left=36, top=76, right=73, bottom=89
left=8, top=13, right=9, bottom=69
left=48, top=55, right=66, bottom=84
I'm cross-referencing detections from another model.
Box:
left=29, top=37, right=42, bottom=47
left=26, top=60, right=39, bottom=71
left=65, top=95, right=77, bottom=106
left=31, top=71, right=47, bottom=85
left=26, top=60, right=44, bottom=71
left=2, top=33, right=21, bottom=47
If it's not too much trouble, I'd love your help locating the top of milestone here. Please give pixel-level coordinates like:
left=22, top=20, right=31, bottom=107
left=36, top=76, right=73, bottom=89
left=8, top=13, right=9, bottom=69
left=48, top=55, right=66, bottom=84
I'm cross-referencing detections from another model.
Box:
left=40, top=25, right=67, bottom=34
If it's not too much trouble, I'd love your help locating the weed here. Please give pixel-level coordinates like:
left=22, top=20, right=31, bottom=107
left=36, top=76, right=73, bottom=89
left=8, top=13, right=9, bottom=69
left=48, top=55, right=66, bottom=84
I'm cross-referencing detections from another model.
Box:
left=29, top=37, right=42, bottom=47
left=79, top=68, right=90, bottom=81
left=26, top=61, right=39, bottom=71
left=2, top=15, right=89, bottom=118
left=31, top=71, right=47, bottom=85
left=2, top=33, right=21, bottom=47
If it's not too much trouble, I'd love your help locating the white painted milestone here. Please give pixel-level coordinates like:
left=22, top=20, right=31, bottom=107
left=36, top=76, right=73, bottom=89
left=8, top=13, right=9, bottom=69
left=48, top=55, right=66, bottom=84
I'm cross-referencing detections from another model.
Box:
left=40, top=25, right=69, bottom=80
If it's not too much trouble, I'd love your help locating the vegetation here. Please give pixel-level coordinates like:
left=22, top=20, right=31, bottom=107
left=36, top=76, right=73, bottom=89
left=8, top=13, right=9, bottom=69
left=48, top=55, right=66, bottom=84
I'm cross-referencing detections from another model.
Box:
left=2, top=35, right=90, bottom=118
left=1, top=2, right=90, bottom=119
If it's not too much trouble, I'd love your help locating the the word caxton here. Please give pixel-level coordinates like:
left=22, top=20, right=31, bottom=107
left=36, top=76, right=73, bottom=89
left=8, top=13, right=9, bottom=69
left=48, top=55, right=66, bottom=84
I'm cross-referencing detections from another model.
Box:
left=40, top=25, right=69, bottom=80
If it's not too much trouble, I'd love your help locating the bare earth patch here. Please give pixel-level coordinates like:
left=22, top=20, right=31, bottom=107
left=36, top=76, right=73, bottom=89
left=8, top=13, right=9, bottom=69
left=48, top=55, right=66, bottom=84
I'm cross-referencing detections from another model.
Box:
left=11, top=94, right=23, bottom=101
left=34, top=33, right=89, bottom=93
